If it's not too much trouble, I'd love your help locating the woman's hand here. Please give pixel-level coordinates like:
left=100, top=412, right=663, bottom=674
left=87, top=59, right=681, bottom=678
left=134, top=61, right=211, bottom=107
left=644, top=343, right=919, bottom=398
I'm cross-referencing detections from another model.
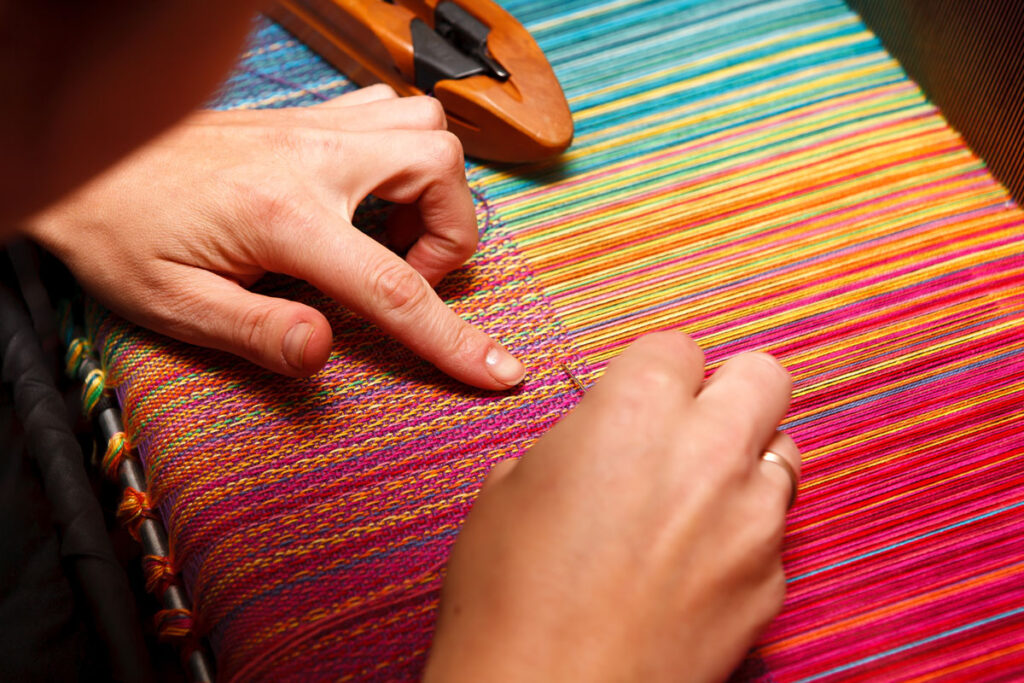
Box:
left=427, top=332, right=801, bottom=682
left=24, top=85, right=525, bottom=389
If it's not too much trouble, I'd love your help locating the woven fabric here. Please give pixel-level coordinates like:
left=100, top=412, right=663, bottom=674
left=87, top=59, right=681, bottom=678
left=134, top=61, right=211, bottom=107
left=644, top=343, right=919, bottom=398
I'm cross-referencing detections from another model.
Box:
left=97, top=220, right=584, bottom=679
left=95, top=0, right=1024, bottom=680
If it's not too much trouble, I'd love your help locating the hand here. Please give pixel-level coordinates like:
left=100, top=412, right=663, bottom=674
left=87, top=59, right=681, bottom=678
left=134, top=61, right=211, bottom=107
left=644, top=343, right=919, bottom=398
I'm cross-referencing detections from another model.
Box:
left=23, top=85, right=525, bottom=389
left=426, top=332, right=801, bottom=682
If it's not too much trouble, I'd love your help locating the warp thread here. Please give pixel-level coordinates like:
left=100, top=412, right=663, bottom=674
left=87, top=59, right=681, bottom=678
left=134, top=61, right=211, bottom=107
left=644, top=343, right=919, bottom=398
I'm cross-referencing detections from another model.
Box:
left=86, top=2, right=1024, bottom=679
left=236, top=65, right=334, bottom=103
left=226, top=560, right=447, bottom=683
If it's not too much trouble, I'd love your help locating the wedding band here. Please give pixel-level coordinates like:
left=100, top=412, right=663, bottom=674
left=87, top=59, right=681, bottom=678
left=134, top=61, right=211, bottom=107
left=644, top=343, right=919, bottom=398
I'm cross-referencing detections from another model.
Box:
left=761, top=450, right=798, bottom=510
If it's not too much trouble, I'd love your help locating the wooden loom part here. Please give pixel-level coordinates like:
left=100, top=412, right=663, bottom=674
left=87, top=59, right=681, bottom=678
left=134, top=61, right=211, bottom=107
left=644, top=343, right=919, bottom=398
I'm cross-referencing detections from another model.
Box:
left=267, top=0, right=574, bottom=162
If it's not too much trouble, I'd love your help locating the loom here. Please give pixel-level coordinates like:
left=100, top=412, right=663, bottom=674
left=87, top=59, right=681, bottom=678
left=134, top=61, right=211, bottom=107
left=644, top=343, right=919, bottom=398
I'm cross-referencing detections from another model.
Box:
left=265, top=0, right=575, bottom=161
left=12, top=0, right=1023, bottom=680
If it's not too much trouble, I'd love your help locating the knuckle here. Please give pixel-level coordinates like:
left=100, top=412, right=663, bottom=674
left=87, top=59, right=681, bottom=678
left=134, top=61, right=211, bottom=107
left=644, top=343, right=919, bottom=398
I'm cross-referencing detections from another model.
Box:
left=235, top=302, right=279, bottom=357
left=591, top=364, right=656, bottom=423
left=601, top=355, right=664, bottom=407
left=694, top=420, right=752, bottom=479
left=701, top=424, right=738, bottom=458
left=442, top=315, right=479, bottom=358
left=368, top=258, right=430, bottom=315
left=443, top=224, right=479, bottom=262
left=409, top=96, right=447, bottom=129
left=677, top=333, right=706, bottom=367
left=308, top=128, right=345, bottom=160
left=631, top=331, right=705, bottom=371
left=244, top=184, right=299, bottom=227
left=263, top=125, right=303, bottom=156
left=269, top=126, right=343, bottom=161
left=423, top=131, right=466, bottom=175
left=742, top=351, right=792, bottom=388
left=632, top=365, right=677, bottom=395
left=368, top=83, right=398, bottom=99
left=602, top=387, right=653, bottom=439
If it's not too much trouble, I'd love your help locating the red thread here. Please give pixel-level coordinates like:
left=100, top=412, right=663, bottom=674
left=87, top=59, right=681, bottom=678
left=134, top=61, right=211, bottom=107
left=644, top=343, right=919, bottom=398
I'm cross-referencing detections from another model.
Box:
left=155, top=608, right=194, bottom=641
left=226, top=561, right=446, bottom=683
left=117, top=487, right=156, bottom=540
left=142, top=554, right=176, bottom=599
left=101, top=432, right=129, bottom=480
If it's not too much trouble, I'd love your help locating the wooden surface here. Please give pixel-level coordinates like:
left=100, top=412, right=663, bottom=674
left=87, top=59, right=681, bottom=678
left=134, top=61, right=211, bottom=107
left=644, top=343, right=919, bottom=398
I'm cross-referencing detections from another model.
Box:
left=268, top=0, right=573, bottom=162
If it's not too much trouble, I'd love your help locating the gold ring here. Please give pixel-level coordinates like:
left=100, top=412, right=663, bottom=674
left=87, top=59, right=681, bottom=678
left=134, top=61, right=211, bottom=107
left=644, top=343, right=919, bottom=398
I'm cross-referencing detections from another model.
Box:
left=761, top=450, right=798, bottom=510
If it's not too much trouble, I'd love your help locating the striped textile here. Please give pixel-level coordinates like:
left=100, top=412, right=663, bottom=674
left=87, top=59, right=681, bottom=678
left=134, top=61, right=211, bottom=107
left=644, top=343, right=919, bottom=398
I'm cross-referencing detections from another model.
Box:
left=95, top=0, right=1024, bottom=680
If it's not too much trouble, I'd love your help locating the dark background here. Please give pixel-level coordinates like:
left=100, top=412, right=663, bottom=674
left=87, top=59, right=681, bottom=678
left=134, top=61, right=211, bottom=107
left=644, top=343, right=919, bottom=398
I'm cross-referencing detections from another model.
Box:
left=849, top=0, right=1024, bottom=202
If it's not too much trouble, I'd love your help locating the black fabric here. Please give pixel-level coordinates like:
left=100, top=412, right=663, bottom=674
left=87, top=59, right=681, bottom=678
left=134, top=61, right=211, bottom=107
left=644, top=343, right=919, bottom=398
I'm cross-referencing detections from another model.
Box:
left=0, top=274, right=151, bottom=682
left=0, top=391, right=85, bottom=681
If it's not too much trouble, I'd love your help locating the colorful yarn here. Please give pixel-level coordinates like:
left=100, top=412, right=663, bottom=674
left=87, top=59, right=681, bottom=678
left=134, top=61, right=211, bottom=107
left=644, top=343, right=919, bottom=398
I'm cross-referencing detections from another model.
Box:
left=227, top=558, right=447, bottom=683
left=155, top=608, right=195, bottom=641
left=117, top=487, right=156, bottom=541
left=81, top=367, right=106, bottom=416
left=142, top=554, right=177, bottom=599
left=92, top=0, right=1024, bottom=680
left=64, top=337, right=91, bottom=378
left=62, top=320, right=211, bottom=671
left=101, top=431, right=129, bottom=481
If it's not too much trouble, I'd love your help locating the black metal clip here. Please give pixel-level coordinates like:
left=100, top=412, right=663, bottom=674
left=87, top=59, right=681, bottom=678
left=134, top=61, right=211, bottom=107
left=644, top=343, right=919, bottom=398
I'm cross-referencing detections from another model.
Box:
left=411, top=1, right=509, bottom=92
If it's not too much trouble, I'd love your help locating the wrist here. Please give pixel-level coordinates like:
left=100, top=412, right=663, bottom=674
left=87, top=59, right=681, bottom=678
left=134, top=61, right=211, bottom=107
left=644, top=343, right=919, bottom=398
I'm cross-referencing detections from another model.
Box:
left=424, top=614, right=622, bottom=683
left=19, top=195, right=75, bottom=257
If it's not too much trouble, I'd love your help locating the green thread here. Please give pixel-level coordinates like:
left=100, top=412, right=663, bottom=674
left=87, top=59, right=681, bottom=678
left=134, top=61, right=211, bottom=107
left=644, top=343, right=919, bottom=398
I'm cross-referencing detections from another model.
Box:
left=82, top=368, right=106, bottom=416
left=102, top=432, right=128, bottom=480
left=64, top=337, right=92, bottom=378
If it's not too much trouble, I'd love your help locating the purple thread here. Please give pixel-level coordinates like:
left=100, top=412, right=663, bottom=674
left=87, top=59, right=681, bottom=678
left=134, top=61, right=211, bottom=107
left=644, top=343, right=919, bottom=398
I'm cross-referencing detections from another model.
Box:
left=470, top=185, right=494, bottom=237
left=237, top=66, right=333, bottom=102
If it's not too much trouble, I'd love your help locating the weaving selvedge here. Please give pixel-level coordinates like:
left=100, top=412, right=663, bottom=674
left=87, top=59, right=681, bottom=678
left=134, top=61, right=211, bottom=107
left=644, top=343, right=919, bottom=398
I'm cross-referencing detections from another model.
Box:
left=95, top=0, right=1024, bottom=680
left=96, top=219, right=583, bottom=678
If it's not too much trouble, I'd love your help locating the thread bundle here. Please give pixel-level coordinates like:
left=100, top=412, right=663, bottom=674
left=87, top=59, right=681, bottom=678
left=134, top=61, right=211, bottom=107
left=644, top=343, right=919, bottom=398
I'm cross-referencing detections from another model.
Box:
left=92, top=0, right=1024, bottom=680
left=60, top=309, right=202, bottom=651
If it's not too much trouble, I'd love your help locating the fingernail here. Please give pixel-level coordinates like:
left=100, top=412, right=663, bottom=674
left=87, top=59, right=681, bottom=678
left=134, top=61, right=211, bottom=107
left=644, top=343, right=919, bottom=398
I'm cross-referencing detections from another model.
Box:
left=485, top=345, right=525, bottom=387
left=283, top=322, right=314, bottom=371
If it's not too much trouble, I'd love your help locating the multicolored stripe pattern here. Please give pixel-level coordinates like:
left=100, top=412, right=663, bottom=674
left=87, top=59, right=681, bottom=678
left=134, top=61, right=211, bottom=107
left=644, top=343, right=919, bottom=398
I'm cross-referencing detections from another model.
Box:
left=97, top=217, right=585, bottom=679
left=95, top=0, right=1024, bottom=680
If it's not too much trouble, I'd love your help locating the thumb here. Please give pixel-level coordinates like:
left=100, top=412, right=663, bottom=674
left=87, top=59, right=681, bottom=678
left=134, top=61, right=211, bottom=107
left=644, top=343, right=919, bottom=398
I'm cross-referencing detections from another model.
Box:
left=481, top=459, right=518, bottom=492
left=155, top=267, right=333, bottom=377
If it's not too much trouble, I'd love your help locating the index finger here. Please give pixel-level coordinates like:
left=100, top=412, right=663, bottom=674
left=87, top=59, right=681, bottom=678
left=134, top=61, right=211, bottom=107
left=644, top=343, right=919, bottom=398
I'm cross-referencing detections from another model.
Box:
left=344, top=130, right=479, bottom=286
left=263, top=210, right=524, bottom=391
